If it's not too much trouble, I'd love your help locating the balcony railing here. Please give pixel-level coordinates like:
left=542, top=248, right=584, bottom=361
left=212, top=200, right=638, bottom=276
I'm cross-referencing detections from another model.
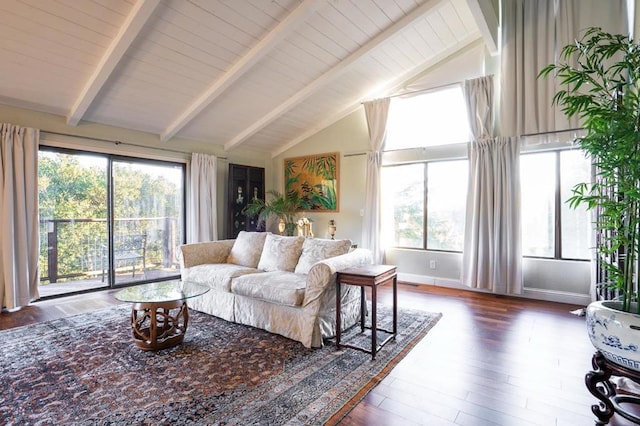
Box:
left=39, top=217, right=181, bottom=285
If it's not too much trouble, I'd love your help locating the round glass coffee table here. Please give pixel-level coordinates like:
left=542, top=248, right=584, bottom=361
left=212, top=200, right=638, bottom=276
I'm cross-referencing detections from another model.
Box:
left=115, top=280, right=209, bottom=351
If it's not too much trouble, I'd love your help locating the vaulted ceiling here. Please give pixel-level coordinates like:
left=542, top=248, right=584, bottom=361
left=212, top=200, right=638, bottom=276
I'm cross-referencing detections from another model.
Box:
left=0, top=0, right=495, bottom=157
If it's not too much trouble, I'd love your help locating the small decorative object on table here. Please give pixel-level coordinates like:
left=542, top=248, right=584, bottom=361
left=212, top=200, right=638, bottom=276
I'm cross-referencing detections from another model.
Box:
left=328, top=220, right=337, bottom=239
left=297, top=213, right=313, bottom=237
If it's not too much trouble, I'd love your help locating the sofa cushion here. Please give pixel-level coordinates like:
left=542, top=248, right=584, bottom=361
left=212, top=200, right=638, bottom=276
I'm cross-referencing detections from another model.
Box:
left=257, top=234, right=304, bottom=272
left=230, top=271, right=306, bottom=307
left=227, top=231, right=268, bottom=268
left=182, top=263, right=260, bottom=292
left=294, top=238, right=352, bottom=274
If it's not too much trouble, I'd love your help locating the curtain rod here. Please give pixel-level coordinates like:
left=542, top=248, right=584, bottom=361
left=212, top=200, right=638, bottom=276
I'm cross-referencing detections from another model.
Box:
left=42, top=130, right=228, bottom=159
left=520, top=127, right=584, bottom=138
left=361, top=81, right=460, bottom=104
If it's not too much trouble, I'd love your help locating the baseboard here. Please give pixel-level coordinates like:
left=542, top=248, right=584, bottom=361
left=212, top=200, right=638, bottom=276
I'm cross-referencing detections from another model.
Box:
left=397, top=273, right=463, bottom=288
left=397, top=272, right=591, bottom=306
left=521, top=288, right=591, bottom=306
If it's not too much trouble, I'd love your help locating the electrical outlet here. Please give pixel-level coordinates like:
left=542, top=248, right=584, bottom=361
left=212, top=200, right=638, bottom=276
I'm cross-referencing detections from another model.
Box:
left=429, top=260, right=436, bottom=269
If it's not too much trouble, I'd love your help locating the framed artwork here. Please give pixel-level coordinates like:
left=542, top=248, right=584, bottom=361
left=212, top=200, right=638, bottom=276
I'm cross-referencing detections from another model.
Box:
left=284, top=152, right=339, bottom=212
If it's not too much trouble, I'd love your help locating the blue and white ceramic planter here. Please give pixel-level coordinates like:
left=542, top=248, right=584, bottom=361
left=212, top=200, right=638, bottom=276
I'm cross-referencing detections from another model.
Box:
left=586, top=301, right=640, bottom=371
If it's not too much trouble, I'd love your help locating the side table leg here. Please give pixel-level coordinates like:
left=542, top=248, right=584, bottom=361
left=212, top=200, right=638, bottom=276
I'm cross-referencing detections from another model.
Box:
left=336, top=279, right=341, bottom=349
left=392, top=275, right=397, bottom=336
left=585, top=351, right=616, bottom=425
left=360, top=286, right=366, bottom=332
left=371, top=284, right=377, bottom=360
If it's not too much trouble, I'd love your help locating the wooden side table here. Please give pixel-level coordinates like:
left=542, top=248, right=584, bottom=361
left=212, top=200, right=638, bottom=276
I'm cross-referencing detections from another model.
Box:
left=336, top=264, right=397, bottom=360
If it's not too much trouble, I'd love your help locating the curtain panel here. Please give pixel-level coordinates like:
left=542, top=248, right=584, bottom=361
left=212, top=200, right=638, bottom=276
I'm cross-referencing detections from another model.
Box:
left=462, top=76, right=523, bottom=294
left=0, top=123, right=40, bottom=310
left=188, top=153, right=218, bottom=243
left=500, top=0, right=628, bottom=137
left=362, top=98, right=390, bottom=264
left=463, top=75, right=494, bottom=140
left=462, top=137, right=522, bottom=294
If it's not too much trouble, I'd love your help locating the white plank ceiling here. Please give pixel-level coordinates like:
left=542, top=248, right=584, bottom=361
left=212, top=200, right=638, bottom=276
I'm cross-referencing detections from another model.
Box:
left=0, top=0, right=486, bottom=156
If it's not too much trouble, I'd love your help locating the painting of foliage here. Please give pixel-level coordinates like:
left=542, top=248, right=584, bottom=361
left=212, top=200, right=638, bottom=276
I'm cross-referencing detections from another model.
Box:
left=284, top=152, right=339, bottom=212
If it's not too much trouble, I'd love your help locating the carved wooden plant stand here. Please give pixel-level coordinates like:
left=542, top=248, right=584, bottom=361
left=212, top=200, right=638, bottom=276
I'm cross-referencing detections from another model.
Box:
left=586, top=351, right=640, bottom=425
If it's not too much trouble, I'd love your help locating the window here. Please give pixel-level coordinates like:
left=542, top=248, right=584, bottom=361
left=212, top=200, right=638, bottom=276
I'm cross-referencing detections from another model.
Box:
left=520, top=149, right=591, bottom=260
left=382, top=85, right=470, bottom=251
left=385, top=85, right=470, bottom=151
left=38, top=148, right=186, bottom=297
left=426, top=160, right=467, bottom=251
left=381, top=164, right=424, bottom=248
left=381, top=160, right=467, bottom=251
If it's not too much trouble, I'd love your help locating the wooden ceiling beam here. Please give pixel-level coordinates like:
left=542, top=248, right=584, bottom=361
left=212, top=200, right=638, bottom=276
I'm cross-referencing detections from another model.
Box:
left=160, top=0, right=322, bottom=142
left=224, top=0, right=447, bottom=152
left=66, top=0, right=161, bottom=126
left=465, top=0, right=499, bottom=55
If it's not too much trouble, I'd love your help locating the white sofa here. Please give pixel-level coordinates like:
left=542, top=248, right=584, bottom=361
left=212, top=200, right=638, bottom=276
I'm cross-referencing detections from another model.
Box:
left=178, top=231, right=373, bottom=348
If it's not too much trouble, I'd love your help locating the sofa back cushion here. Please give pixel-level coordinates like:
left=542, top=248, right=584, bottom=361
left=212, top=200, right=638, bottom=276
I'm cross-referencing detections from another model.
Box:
left=257, top=234, right=304, bottom=272
left=294, top=238, right=352, bottom=274
left=227, top=231, right=268, bottom=268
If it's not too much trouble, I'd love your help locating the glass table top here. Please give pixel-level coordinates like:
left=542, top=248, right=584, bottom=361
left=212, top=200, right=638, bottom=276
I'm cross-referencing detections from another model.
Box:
left=115, top=280, right=210, bottom=304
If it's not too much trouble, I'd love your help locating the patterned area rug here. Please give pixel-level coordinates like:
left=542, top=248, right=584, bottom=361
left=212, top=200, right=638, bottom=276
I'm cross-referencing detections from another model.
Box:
left=0, top=304, right=441, bottom=425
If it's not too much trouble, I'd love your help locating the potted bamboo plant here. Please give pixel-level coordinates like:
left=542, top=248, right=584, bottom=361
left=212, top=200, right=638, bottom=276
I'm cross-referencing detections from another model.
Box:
left=242, top=190, right=301, bottom=236
left=540, top=27, right=640, bottom=370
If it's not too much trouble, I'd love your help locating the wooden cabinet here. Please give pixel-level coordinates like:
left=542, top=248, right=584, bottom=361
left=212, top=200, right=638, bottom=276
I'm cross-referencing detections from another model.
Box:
left=227, top=163, right=265, bottom=239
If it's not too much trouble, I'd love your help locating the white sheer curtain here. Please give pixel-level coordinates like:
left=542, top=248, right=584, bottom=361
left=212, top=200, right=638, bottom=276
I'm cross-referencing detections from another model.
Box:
left=462, top=76, right=523, bottom=294
left=1, top=123, right=40, bottom=310
left=188, top=153, right=218, bottom=243
left=362, top=98, right=390, bottom=264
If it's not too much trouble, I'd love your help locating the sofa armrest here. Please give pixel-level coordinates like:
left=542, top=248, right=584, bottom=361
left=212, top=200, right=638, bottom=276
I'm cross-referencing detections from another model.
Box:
left=178, top=239, right=235, bottom=269
left=303, top=248, right=373, bottom=306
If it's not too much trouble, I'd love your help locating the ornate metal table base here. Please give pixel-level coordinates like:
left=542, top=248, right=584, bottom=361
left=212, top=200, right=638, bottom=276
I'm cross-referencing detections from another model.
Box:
left=586, top=351, right=640, bottom=425
left=130, top=300, right=189, bottom=351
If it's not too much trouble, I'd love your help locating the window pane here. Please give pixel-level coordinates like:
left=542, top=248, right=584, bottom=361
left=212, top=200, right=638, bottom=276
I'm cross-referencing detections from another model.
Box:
left=427, top=160, right=467, bottom=251
left=386, top=86, right=470, bottom=150
left=38, top=151, right=108, bottom=297
left=381, top=164, right=424, bottom=248
left=521, top=153, right=555, bottom=257
left=113, top=160, right=184, bottom=285
left=560, top=150, right=591, bottom=260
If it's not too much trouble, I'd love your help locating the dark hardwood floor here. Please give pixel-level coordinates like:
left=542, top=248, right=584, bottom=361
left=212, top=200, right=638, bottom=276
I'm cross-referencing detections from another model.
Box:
left=1, top=284, right=635, bottom=425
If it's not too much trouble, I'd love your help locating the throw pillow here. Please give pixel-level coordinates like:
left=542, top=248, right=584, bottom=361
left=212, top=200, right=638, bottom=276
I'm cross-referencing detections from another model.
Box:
left=227, top=231, right=268, bottom=268
left=294, top=238, right=352, bottom=274
left=257, top=234, right=305, bottom=272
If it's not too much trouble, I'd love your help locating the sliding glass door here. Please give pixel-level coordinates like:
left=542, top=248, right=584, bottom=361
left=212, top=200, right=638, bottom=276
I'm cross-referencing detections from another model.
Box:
left=111, top=160, right=184, bottom=285
left=38, top=148, right=185, bottom=298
